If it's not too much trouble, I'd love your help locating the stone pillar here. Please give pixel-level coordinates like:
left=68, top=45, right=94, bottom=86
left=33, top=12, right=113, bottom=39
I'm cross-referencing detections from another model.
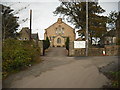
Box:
left=69, top=41, right=74, bottom=56
left=38, top=40, right=43, bottom=56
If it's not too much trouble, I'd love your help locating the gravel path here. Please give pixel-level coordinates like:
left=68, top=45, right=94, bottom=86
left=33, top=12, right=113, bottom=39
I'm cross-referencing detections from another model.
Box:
left=3, top=47, right=119, bottom=88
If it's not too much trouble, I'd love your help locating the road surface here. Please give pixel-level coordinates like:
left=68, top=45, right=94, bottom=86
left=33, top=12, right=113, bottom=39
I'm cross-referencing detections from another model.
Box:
left=3, top=47, right=118, bottom=88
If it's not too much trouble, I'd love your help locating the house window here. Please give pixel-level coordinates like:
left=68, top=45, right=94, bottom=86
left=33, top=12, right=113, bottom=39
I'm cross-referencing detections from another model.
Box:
left=57, top=38, right=61, bottom=43
left=24, top=38, right=27, bottom=40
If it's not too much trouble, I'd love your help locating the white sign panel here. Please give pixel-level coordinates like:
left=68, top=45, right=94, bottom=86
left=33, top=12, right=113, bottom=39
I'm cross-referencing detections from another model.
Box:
left=74, top=41, right=86, bottom=48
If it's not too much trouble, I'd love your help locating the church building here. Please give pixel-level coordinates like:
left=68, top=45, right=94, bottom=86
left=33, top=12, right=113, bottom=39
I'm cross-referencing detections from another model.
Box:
left=44, top=18, right=75, bottom=47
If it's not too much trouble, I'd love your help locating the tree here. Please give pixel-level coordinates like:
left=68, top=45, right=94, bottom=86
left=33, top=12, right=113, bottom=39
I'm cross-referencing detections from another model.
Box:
left=65, top=37, right=69, bottom=50
left=2, top=4, right=19, bottom=39
left=53, top=1, right=107, bottom=45
left=107, top=11, right=118, bottom=31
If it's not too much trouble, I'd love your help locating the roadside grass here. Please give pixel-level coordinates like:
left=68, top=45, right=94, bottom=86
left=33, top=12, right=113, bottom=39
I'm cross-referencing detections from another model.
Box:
left=103, top=71, right=120, bottom=88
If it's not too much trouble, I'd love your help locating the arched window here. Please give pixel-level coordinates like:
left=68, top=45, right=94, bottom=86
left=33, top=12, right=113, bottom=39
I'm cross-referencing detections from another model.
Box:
left=57, top=38, right=61, bottom=43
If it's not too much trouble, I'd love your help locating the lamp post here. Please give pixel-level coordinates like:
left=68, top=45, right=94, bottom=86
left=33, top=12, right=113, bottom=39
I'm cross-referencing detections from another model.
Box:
left=30, top=9, right=32, bottom=40
left=86, top=0, right=89, bottom=56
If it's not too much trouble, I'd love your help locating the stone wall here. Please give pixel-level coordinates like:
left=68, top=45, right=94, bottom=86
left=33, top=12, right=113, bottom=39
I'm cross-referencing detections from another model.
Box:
left=74, top=49, right=86, bottom=56
left=105, top=45, right=120, bottom=56
left=69, top=42, right=74, bottom=56
left=38, top=40, right=43, bottom=56
left=69, top=42, right=120, bottom=56
left=88, top=48, right=105, bottom=56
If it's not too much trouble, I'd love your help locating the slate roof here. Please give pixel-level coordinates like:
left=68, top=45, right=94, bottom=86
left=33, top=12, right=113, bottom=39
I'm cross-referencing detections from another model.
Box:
left=31, top=33, right=39, bottom=40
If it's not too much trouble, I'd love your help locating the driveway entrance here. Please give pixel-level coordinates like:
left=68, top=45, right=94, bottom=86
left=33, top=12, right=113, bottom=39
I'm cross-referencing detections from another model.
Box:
left=3, top=47, right=118, bottom=88
left=45, top=47, right=67, bottom=57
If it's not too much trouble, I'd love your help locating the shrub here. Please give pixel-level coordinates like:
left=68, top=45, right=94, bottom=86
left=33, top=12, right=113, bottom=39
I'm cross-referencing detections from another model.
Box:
left=43, top=37, right=50, bottom=55
left=65, top=37, right=69, bottom=50
left=2, top=38, right=40, bottom=77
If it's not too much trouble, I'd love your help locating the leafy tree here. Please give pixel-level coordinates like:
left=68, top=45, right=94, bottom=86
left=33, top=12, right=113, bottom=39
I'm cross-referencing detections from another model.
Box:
left=53, top=1, right=107, bottom=45
left=116, top=12, right=120, bottom=36
left=65, top=37, right=69, bottom=50
left=2, top=4, right=19, bottom=39
left=107, top=11, right=118, bottom=31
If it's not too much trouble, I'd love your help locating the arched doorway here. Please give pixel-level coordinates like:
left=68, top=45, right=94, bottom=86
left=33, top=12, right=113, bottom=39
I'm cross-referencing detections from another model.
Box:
left=57, top=38, right=61, bottom=44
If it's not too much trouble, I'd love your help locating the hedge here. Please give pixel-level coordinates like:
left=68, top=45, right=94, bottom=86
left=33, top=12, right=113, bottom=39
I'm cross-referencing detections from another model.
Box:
left=2, top=38, right=40, bottom=78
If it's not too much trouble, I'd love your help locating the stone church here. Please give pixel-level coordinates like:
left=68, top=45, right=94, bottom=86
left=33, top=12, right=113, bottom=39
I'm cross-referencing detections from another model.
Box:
left=44, top=18, right=75, bottom=47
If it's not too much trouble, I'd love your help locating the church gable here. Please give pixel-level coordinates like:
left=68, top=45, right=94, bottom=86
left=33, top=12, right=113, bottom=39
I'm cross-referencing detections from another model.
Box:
left=45, top=18, right=74, bottom=34
left=44, top=18, right=75, bottom=47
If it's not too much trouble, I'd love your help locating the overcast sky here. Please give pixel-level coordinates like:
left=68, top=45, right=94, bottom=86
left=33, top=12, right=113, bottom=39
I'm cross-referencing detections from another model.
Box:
left=0, top=0, right=119, bottom=40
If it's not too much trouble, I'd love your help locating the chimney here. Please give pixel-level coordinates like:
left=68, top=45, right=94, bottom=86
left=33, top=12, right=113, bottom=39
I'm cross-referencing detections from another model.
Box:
left=57, top=18, right=62, bottom=24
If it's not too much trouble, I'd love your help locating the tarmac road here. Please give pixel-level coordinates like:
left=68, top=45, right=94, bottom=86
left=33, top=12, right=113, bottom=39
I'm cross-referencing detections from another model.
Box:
left=3, top=47, right=119, bottom=88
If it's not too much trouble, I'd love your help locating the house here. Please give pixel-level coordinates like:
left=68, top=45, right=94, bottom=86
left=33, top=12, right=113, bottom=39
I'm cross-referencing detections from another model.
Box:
left=18, top=27, right=30, bottom=40
left=18, top=27, right=39, bottom=45
left=44, top=18, right=75, bottom=47
left=99, top=30, right=117, bottom=45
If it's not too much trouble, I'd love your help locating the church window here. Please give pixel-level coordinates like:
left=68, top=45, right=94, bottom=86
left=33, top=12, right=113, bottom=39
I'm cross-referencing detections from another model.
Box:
left=57, top=38, right=61, bottom=43
left=56, top=26, right=64, bottom=35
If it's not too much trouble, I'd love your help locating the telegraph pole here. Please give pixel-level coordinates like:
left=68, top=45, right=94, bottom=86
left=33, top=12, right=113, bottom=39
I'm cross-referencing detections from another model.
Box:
left=30, top=9, right=32, bottom=40
left=86, top=0, right=89, bottom=56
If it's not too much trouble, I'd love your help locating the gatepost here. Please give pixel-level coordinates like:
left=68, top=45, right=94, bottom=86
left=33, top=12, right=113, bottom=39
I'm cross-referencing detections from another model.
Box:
left=69, top=41, right=74, bottom=56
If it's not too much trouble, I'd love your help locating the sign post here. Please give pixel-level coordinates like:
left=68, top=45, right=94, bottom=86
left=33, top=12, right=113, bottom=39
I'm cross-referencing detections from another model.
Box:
left=74, top=41, right=86, bottom=49
left=30, top=9, right=32, bottom=40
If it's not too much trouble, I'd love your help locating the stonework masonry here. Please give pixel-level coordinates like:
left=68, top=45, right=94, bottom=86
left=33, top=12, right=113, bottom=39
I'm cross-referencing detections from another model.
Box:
left=69, top=42, right=120, bottom=56
left=44, top=18, right=75, bottom=47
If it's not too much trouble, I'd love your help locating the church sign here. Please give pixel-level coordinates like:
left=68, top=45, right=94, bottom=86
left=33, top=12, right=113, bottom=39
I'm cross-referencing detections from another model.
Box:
left=74, top=41, right=86, bottom=48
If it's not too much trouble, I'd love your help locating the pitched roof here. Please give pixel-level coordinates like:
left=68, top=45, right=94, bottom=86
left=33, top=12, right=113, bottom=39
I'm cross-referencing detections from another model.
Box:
left=20, top=27, right=30, bottom=34
left=45, top=18, right=75, bottom=31
left=31, top=33, right=39, bottom=40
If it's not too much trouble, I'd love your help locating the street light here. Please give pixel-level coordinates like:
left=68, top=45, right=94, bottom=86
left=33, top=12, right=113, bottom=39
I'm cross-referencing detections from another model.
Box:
left=86, top=0, right=89, bottom=56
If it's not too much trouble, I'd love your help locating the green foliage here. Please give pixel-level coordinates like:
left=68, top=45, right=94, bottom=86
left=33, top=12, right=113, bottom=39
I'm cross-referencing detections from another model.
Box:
left=2, top=39, right=40, bottom=77
left=2, top=4, right=19, bottom=39
left=43, top=37, right=50, bottom=50
left=108, top=71, right=120, bottom=88
left=65, top=37, right=69, bottom=50
left=107, top=11, right=118, bottom=30
left=53, top=2, right=107, bottom=44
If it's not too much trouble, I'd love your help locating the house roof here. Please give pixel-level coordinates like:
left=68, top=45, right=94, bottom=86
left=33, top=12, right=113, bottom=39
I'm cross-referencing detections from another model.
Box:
left=31, top=33, right=39, bottom=40
left=20, top=27, right=30, bottom=34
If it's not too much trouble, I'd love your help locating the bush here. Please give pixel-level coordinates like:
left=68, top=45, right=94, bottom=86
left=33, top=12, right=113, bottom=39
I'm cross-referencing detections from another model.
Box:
left=2, top=38, right=40, bottom=77
left=43, top=37, right=50, bottom=55
left=65, top=37, right=69, bottom=50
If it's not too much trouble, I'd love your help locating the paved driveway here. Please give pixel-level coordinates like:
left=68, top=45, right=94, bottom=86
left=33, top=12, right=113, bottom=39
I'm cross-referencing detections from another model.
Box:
left=3, top=47, right=118, bottom=88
